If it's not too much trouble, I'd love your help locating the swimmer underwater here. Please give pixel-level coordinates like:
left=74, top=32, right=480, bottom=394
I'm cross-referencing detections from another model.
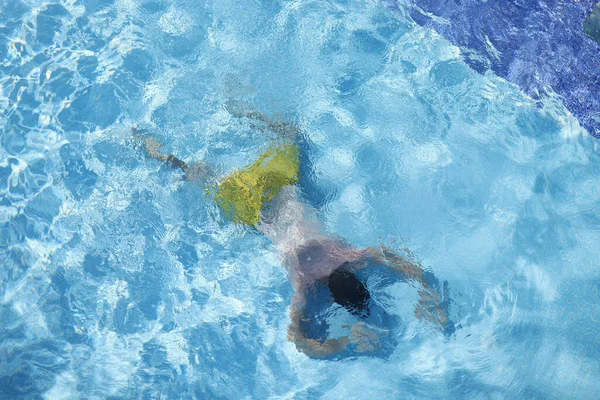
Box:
left=133, top=105, right=454, bottom=359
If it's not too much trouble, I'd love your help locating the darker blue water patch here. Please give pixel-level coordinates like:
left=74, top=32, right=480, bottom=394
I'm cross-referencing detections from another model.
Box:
left=27, top=158, right=52, bottom=190
left=336, top=70, right=364, bottom=96
left=114, top=298, right=148, bottom=335
left=123, top=48, right=156, bottom=82
left=191, top=288, right=211, bottom=307
left=42, top=68, right=76, bottom=101
left=0, top=339, right=69, bottom=399
left=1, top=246, right=34, bottom=284
left=531, top=170, right=573, bottom=200
left=374, top=12, right=410, bottom=42
left=185, top=318, right=262, bottom=397
left=141, top=1, right=168, bottom=14
left=175, top=242, right=199, bottom=270
left=0, top=0, right=29, bottom=24
left=65, top=17, right=107, bottom=53
left=35, top=4, right=68, bottom=46
left=401, top=60, right=417, bottom=74
left=0, top=162, right=14, bottom=190
left=77, top=55, right=99, bottom=81
left=7, top=108, right=38, bottom=133
left=2, top=213, right=51, bottom=243
left=447, top=369, right=504, bottom=398
left=111, top=251, right=170, bottom=334
left=436, top=162, right=492, bottom=225
left=554, top=280, right=600, bottom=360
left=123, top=192, right=165, bottom=239
left=6, top=80, right=41, bottom=130
left=25, top=187, right=62, bottom=222
left=0, top=304, right=27, bottom=342
left=50, top=267, right=70, bottom=296
left=158, top=32, right=204, bottom=60
left=502, top=322, right=546, bottom=351
left=59, top=143, right=98, bottom=200
left=140, top=340, right=169, bottom=368
left=512, top=213, right=575, bottom=262
left=83, top=253, right=113, bottom=278
left=297, top=133, right=334, bottom=210
left=385, top=0, right=600, bottom=137
left=139, top=340, right=179, bottom=388
left=540, top=164, right=586, bottom=202
left=92, top=140, right=141, bottom=169
left=580, top=211, right=600, bottom=231
left=0, top=129, right=26, bottom=155
left=533, top=173, right=551, bottom=195
left=112, top=71, right=142, bottom=101
left=139, top=294, right=161, bottom=321
left=58, top=84, right=121, bottom=130
left=45, top=268, right=91, bottom=345
left=516, top=109, right=561, bottom=138
left=92, top=140, right=120, bottom=164
left=151, top=104, right=173, bottom=129
left=0, top=220, right=25, bottom=248
left=0, top=0, right=29, bottom=64
left=82, top=0, right=116, bottom=13
left=430, top=60, right=469, bottom=88
left=352, top=29, right=388, bottom=54
left=356, top=143, right=384, bottom=174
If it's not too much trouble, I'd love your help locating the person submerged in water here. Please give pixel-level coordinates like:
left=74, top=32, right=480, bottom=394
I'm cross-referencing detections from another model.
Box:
left=133, top=106, right=453, bottom=358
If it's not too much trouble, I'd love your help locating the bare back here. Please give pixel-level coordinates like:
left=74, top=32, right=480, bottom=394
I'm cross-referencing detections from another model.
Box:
left=257, top=186, right=360, bottom=290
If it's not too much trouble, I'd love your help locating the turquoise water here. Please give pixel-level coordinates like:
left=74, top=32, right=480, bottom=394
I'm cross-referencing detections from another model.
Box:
left=1, top=0, right=600, bottom=398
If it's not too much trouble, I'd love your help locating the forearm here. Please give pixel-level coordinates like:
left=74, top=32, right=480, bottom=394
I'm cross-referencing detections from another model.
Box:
left=290, top=335, right=350, bottom=359
left=364, top=245, right=452, bottom=332
left=288, top=304, right=349, bottom=358
left=362, top=245, right=425, bottom=284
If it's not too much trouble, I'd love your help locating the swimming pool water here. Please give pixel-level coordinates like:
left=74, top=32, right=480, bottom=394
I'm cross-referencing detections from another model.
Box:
left=392, top=0, right=600, bottom=137
left=1, top=0, right=600, bottom=398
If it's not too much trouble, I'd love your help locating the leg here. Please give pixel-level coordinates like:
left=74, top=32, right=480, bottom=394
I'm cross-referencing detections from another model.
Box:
left=132, top=127, right=209, bottom=183
left=132, top=127, right=170, bottom=164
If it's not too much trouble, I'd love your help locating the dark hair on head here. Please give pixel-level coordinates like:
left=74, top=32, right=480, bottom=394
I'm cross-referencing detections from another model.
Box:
left=327, top=263, right=370, bottom=317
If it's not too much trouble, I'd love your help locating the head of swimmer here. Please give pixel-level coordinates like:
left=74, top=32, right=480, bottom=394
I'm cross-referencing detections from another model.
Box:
left=327, top=263, right=370, bottom=318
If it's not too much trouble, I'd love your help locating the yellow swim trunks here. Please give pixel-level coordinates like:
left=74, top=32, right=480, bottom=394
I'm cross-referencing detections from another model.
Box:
left=214, top=143, right=300, bottom=226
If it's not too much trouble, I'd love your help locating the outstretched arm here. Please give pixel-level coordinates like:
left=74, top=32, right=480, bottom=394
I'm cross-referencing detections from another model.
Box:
left=288, top=288, right=390, bottom=358
left=362, top=245, right=426, bottom=283
left=360, top=245, right=453, bottom=333
left=288, top=294, right=350, bottom=359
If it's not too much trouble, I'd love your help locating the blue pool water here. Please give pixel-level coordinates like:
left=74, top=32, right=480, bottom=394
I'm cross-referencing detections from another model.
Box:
left=393, top=0, right=600, bottom=137
left=1, top=0, right=600, bottom=398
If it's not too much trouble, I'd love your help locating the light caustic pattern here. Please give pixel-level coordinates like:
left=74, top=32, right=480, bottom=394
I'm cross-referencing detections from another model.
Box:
left=1, top=0, right=600, bottom=398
